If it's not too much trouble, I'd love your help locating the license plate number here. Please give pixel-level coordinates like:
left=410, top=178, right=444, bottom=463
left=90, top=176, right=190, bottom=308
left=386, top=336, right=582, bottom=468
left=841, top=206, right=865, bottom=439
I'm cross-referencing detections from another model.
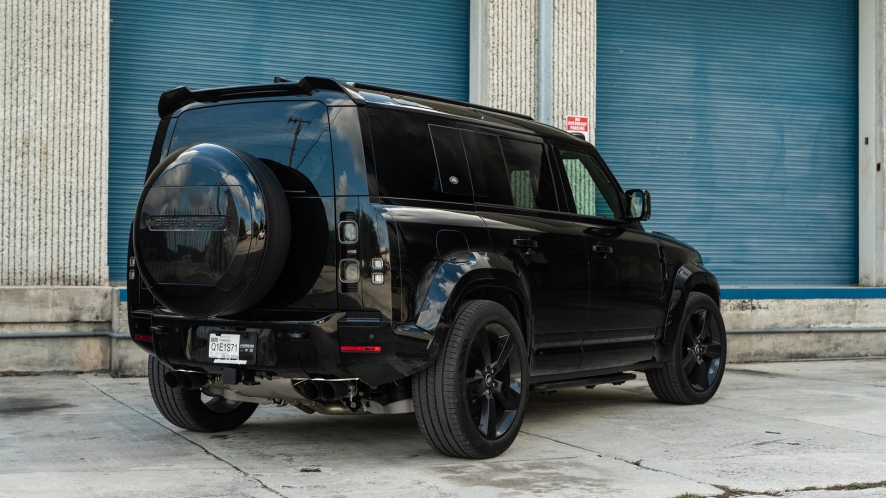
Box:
left=209, top=334, right=243, bottom=364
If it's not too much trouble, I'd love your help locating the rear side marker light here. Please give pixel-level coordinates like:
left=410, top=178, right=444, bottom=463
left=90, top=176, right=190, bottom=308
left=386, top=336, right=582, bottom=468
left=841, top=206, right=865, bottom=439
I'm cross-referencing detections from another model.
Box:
left=133, top=333, right=153, bottom=342
left=340, top=260, right=359, bottom=283
left=339, top=221, right=358, bottom=244
left=340, top=346, right=381, bottom=353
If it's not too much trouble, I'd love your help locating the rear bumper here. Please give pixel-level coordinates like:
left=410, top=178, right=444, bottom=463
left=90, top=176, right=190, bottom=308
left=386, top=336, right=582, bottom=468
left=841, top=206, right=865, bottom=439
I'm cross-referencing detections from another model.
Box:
left=129, top=308, right=433, bottom=386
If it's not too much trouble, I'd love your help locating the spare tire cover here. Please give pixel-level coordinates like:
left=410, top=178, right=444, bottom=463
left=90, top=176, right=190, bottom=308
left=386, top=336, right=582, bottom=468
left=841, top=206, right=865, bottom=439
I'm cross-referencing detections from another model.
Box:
left=133, top=143, right=290, bottom=318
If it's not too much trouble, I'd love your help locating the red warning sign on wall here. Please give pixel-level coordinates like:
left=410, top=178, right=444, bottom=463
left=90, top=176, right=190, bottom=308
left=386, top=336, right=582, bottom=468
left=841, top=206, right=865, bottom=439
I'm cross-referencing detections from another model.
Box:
left=566, top=115, right=589, bottom=141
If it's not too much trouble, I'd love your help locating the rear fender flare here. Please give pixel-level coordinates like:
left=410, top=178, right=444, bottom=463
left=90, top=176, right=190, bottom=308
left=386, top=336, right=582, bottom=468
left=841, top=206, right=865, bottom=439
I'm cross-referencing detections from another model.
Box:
left=403, top=257, right=531, bottom=355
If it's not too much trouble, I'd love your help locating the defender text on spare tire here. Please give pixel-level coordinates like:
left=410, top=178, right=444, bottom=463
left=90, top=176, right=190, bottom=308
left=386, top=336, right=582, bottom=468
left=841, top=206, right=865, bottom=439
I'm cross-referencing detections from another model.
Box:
left=127, top=76, right=726, bottom=459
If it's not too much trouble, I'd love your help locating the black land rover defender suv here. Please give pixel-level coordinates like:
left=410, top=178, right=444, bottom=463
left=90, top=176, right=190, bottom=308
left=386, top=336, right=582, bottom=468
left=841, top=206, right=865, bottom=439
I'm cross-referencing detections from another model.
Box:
left=127, top=76, right=725, bottom=459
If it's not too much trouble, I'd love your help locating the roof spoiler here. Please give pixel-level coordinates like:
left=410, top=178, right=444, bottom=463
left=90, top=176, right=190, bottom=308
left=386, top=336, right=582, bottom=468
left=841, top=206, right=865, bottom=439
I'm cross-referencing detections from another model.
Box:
left=157, top=75, right=365, bottom=117
left=349, top=82, right=534, bottom=121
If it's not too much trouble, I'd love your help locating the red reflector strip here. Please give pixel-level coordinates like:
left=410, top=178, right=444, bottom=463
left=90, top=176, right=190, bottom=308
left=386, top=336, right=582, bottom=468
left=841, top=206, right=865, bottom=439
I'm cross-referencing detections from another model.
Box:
left=340, top=345, right=381, bottom=353
left=133, top=333, right=153, bottom=342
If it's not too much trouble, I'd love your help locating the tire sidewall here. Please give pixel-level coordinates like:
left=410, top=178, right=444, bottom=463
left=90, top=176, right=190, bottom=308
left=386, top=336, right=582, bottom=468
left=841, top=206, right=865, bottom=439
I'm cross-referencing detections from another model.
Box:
left=148, top=356, right=257, bottom=432
left=671, top=293, right=727, bottom=403
left=451, top=301, right=529, bottom=457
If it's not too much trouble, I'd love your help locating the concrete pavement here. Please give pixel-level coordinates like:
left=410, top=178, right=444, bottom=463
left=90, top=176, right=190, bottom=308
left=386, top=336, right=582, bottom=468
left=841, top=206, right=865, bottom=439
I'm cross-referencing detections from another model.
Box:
left=0, top=359, right=884, bottom=497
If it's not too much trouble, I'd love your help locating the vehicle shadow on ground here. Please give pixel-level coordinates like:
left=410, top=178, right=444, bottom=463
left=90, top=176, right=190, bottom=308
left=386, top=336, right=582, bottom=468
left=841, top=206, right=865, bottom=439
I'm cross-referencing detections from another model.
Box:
left=187, top=384, right=660, bottom=459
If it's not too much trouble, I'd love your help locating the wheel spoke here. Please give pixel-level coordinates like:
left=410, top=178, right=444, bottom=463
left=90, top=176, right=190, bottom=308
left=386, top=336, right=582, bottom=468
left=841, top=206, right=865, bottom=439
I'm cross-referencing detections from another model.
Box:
left=682, top=349, right=697, bottom=374
left=493, top=385, right=519, bottom=411
left=478, top=392, right=497, bottom=437
left=702, top=342, right=722, bottom=358
left=466, top=377, right=486, bottom=401
left=490, top=334, right=515, bottom=372
left=694, top=359, right=710, bottom=389
left=695, top=310, right=710, bottom=343
left=494, top=410, right=517, bottom=438
left=476, top=332, right=492, bottom=366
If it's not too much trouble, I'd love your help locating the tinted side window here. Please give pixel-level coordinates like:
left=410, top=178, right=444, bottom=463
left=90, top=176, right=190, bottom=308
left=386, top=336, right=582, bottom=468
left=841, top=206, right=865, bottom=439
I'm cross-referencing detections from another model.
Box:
left=461, top=131, right=511, bottom=205
left=558, top=147, right=622, bottom=218
left=171, top=101, right=333, bottom=196
left=429, top=125, right=473, bottom=196
left=499, top=138, right=558, bottom=211
left=369, top=108, right=471, bottom=202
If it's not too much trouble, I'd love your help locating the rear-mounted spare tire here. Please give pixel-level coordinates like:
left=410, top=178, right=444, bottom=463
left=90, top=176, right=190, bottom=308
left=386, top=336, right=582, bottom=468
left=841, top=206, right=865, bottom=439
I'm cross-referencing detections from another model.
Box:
left=133, top=143, right=290, bottom=318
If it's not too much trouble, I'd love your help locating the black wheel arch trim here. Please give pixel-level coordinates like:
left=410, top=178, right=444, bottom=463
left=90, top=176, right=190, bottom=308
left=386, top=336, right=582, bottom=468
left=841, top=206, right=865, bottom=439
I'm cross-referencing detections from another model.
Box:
left=657, top=263, right=720, bottom=361
left=397, top=262, right=532, bottom=356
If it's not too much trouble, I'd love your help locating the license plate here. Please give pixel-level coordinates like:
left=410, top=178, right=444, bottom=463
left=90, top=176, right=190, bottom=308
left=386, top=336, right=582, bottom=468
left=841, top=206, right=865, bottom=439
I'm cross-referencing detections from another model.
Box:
left=209, top=334, right=249, bottom=365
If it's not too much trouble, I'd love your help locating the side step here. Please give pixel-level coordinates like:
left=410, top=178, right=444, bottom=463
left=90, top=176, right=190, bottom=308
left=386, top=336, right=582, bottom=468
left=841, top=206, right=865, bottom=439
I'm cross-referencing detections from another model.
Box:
left=529, top=373, right=637, bottom=392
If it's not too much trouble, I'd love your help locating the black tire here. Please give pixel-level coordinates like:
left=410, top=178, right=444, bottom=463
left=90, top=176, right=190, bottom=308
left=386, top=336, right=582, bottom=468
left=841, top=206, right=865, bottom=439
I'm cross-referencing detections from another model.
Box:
left=413, top=300, right=529, bottom=459
left=646, top=291, right=727, bottom=404
left=148, top=356, right=258, bottom=432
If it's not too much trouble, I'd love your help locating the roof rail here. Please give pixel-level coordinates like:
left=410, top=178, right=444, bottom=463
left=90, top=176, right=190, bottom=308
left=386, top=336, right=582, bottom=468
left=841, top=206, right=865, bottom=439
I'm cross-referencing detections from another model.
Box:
left=157, top=75, right=364, bottom=117
left=349, top=82, right=534, bottom=121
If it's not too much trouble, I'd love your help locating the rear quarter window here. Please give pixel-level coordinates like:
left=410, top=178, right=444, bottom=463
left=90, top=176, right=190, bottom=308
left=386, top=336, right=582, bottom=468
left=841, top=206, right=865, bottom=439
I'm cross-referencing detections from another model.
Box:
left=369, top=108, right=473, bottom=202
left=170, top=101, right=333, bottom=196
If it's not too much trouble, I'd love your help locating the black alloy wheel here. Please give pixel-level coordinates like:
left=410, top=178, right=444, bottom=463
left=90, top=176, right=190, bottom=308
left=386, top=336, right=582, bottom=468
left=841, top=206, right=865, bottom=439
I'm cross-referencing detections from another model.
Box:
left=681, top=307, right=724, bottom=392
left=465, top=321, right=523, bottom=439
left=413, top=300, right=529, bottom=458
left=646, top=291, right=727, bottom=404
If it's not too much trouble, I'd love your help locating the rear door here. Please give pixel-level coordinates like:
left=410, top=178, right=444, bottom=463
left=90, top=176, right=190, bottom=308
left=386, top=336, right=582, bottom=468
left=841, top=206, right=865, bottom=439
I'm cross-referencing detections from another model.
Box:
left=552, top=143, right=665, bottom=370
left=462, top=127, right=590, bottom=376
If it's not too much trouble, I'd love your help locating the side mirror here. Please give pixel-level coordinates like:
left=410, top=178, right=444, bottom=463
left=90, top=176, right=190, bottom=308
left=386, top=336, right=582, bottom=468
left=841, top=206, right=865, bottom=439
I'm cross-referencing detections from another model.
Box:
left=625, top=189, right=651, bottom=221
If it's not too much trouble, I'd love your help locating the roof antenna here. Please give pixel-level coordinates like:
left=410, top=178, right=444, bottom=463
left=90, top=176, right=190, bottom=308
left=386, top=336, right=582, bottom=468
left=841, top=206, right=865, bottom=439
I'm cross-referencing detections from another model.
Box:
left=273, top=76, right=291, bottom=83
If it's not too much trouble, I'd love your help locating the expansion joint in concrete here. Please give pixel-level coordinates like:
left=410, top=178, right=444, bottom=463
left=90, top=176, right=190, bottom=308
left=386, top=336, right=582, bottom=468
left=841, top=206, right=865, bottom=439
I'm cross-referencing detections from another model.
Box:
left=77, top=375, right=286, bottom=498
left=519, top=429, right=718, bottom=489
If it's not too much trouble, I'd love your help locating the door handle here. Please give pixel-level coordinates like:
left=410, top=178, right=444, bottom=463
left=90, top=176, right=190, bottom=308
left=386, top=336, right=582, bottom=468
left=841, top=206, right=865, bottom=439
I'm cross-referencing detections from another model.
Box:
left=511, top=239, right=538, bottom=248
left=592, top=244, right=613, bottom=254
left=511, top=238, right=538, bottom=254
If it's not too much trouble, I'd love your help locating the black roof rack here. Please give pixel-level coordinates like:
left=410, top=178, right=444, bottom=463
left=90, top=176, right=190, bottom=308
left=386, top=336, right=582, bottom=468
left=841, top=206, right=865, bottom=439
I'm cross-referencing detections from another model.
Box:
left=157, top=75, right=364, bottom=117
left=349, top=82, right=534, bottom=121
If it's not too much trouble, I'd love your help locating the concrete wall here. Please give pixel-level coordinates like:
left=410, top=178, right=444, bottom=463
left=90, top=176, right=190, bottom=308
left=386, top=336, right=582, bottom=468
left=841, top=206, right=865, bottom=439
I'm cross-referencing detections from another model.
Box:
left=722, top=298, right=886, bottom=361
left=0, top=0, right=110, bottom=286
left=485, top=0, right=538, bottom=116
left=553, top=0, right=596, bottom=142
left=479, top=0, right=596, bottom=137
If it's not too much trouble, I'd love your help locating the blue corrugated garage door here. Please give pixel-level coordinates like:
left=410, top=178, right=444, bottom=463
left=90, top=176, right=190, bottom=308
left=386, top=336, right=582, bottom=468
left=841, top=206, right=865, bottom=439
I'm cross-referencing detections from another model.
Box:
left=109, top=0, right=469, bottom=282
left=596, top=0, right=858, bottom=286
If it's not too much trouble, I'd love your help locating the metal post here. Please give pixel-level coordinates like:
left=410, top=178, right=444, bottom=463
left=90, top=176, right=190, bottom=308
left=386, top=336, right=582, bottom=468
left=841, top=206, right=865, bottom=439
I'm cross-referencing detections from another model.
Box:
left=537, top=0, right=554, bottom=125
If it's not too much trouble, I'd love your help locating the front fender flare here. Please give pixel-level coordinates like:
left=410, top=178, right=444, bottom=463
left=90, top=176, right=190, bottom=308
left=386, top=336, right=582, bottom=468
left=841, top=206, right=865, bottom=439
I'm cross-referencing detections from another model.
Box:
left=657, top=263, right=720, bottom=360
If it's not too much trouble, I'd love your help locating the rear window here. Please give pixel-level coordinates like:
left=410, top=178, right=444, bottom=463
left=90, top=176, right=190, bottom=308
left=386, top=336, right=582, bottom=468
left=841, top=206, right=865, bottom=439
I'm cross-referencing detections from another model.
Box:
left=170, top=101, right=333, bottom=196
left=369, top=108, right=473, bottom=202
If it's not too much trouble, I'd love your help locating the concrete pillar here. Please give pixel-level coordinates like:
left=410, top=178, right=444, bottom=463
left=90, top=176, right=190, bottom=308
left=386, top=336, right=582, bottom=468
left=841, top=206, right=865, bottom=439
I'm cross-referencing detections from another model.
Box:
left=472, top=0, right=596, bottom=133
left=858, top=0, right=886, bottom=286
left=469, top=0, right=489, bottom=105
left=552, top=0, right=596, bottom=143
left=0, top=0, right=110, bottom=287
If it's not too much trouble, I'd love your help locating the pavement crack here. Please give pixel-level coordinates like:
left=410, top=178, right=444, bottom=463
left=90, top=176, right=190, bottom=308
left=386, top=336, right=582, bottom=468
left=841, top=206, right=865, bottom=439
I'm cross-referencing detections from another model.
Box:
left=77, top=376, right=286, bottom=498
left=519, top=429, right=720, bottom=491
